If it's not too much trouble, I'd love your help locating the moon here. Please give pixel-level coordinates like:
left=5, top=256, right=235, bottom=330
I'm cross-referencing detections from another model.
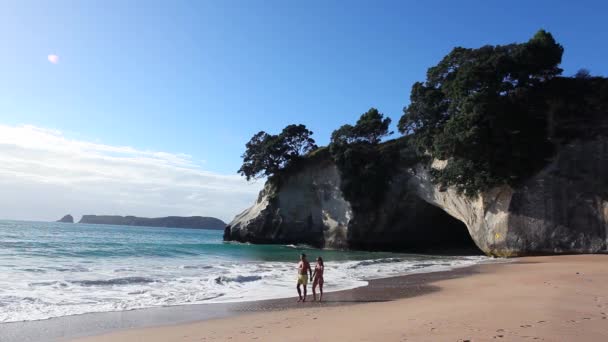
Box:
left=47, top=54, right=59, bottom=64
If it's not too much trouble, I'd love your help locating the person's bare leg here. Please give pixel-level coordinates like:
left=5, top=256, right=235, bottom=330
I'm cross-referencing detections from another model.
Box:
left=312, top=281, right=317, bottom=301
left=297, top=284, right=302, bottom=302
left=302, top=284, right=307, bottom=302
left=319, top=282, right=323, bottom=302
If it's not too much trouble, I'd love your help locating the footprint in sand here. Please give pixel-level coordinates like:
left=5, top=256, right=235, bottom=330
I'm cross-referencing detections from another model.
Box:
left=520, top=324, right=532, bottom=328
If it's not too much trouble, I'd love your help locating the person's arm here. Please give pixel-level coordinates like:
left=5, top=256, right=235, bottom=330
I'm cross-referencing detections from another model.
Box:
left=308, top=262, right=313, bottom=278
left=311, top=268, right=317, bottom=280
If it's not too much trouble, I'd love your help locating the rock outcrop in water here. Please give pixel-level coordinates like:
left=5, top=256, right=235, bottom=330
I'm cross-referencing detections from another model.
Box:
left=56, top=214, right=74, bottom=223
left=225, top=138, right=608, bottom=257
left=80, top=215, right=226, bottom=230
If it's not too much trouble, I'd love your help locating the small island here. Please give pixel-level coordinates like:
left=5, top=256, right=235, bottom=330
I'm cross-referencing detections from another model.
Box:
left=56, top=214, right=74, bottom=223
left=78, top=215, right=226, bottom=230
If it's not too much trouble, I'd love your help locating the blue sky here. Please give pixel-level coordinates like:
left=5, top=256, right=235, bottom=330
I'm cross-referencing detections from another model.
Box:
left=0, top=1, right=606, bottom=221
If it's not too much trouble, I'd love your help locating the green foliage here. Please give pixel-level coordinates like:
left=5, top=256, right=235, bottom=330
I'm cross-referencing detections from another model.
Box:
left=331, top=108, right=392, bottom=145
left=238, top=29, right=608, bottom=205
left=280, top=124, right=319, bottom=159
left=305, top=146, right=330, bottom=160
left=398, top=30, right=567, bottom=195
left=238, top=124, right=317, bottom=180
left=544, top=76, right=608, bottom=142
left=330, top=140, right=401, bottom=210
left=329, top=109, right=408, bottom=210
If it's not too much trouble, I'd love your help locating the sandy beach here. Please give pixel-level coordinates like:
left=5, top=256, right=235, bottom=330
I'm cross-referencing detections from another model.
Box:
left=67, top=255, right=608, bottom=342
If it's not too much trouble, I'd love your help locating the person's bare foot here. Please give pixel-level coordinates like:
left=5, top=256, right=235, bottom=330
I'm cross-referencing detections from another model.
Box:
left=297, top=298, right=302, bottom=302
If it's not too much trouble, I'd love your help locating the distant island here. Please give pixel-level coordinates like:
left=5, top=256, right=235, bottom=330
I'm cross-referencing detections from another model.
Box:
left=63, top=215, right=226, bottom=230
left=57, top=214, right=74, bottom=223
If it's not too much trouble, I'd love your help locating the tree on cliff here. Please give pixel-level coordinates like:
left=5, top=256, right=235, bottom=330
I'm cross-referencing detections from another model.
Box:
left=329, top=108, right=396, bottom=209
left=238, top=124, right=317, bottom=180
left=397, top=29, right=565, bottom=195
left=331, top=108, right=392, bottom=146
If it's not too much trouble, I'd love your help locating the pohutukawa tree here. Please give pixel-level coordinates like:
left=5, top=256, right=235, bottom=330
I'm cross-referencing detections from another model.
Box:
left=238, top=124, right=317, bottom=180
left=398, top=29, right=564, bottom=195
left=329, top=108, right=395, bottom=209
left=330, top=107, right=392, bottom=146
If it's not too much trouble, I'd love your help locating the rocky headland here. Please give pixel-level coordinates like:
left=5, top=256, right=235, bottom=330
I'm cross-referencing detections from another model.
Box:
left=79, top=215, right=226, bottom=230
left=57, top=214, right=74, bottom=223
left=225, top=138, right=607, bottom=257
left=225, top=31, right=608, bottom=257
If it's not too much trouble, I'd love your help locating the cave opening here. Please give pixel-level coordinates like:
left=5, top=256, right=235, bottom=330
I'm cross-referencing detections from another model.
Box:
left=408, top=205, right=485, bottom=256
left=347, top=196, right=485, bottom=255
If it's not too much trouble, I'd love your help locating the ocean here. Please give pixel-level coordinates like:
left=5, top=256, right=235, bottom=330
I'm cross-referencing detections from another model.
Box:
left=0, top=220, right=490, bottom=323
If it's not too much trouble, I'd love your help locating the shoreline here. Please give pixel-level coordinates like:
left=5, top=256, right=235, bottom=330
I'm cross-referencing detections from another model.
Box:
left=72, top=254, right=608, bottom=342
left=0, top=261, right=487, bottom=342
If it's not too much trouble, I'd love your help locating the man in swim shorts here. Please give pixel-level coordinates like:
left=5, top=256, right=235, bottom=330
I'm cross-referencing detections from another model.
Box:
left=296, top=253, right=312, bottom=302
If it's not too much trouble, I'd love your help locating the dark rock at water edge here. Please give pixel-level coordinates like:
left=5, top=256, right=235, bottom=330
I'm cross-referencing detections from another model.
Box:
left=57, top=214, right=74, bottom=223
left=79, top=215, right=226, bottom=230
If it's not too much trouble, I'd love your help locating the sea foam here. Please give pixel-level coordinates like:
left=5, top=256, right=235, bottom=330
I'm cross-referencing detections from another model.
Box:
left=0, top=220, right=492, bottom=323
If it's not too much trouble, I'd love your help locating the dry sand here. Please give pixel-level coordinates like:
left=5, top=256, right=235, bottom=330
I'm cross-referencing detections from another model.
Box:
left=73, top=255, right=608, bottom=342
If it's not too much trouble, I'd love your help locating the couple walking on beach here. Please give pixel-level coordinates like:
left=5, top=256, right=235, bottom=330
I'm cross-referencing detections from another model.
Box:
left=296, top=253, right=324, bottom=302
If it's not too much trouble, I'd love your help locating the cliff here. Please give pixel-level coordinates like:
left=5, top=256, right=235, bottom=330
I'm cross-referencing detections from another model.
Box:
left=56, top=214, right=74, bottom=223
left=225, top=138, right=608, bottom=257
left=408, top=138, right=608, bottom=256
left=225, top=154, right=485, bottom=254
left=79, top=215, right=226, bottom=230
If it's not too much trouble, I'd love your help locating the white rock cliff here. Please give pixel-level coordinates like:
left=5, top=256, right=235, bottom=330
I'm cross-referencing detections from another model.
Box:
left=226, top=138, right=608, bottom=257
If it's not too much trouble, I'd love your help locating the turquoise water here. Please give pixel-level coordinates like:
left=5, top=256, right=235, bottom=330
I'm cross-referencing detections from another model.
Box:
left=0, top=220, right=488, bottom=322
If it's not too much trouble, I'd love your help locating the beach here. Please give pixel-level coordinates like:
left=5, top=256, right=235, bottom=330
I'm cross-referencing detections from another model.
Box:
left=66, top=255, right=608, bottom=341
left=3, top=2, right=607, bottom=342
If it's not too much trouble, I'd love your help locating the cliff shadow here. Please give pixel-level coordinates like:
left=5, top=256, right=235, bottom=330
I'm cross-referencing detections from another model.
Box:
left=346, top=191, right=484, bottom=255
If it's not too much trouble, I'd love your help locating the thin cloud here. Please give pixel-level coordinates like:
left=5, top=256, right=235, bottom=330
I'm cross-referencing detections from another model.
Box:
left=47, top=54, right=59, bottom=64
left=0, top=124, right=261, bottom=222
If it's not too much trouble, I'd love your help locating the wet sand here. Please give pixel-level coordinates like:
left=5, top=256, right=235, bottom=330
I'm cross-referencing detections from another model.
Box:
left=71, top=255, right=608, bottom=342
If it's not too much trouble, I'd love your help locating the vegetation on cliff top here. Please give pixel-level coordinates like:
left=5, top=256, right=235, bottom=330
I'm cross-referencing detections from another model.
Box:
left=238, top=124, right=318, bottom=181
left=398, top=30, right=607, bottom=194
left=329, top=108, right=401, bottom=209
left=238, top=30, right=608, bottom=197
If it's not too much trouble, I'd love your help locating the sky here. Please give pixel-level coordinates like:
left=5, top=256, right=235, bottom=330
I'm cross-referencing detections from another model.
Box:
left=0, top=1, right=606, bottom=222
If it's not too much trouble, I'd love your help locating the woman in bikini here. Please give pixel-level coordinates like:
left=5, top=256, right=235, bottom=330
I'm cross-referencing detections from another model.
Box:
left=312, top=256, right=324, bottom=302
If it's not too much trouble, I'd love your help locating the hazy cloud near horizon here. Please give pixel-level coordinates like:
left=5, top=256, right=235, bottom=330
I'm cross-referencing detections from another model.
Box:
left=0, top=124, right=262, bottom=223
